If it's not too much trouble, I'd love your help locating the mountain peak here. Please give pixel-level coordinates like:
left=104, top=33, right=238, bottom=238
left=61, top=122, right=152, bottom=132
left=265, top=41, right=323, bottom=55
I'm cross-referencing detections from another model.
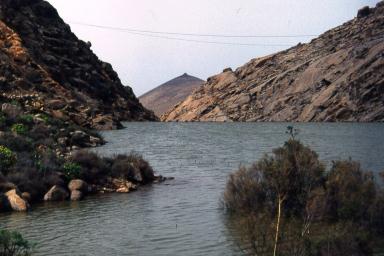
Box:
left=139, top=74, right=205, bottom=117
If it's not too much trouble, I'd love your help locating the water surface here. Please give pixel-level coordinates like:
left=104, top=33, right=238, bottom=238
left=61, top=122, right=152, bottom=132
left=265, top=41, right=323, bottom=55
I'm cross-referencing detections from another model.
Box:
left=1, top=123, right=384, bottom=255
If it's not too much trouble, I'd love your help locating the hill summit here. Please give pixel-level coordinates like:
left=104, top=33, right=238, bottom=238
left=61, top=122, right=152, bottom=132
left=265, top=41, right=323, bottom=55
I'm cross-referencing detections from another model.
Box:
left=139, top=73, right=204, bottom=117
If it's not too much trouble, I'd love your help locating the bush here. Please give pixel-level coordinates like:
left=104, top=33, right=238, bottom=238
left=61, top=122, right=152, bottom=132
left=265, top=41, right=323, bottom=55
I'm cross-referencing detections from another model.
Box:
left=70, top=151, right=110, bottom=184
left=325, top=160, right=376, bottom=222
left=8, top=167, right=64, bottom=202
left=0, top=145, right=16, bottom=175
left=110, top=154, right=155, bottom=183
left=62, top=162, right=82, bottom=180
left=0, top=134, right=33, bottom=153
left=223, top=139, right=325, bottom=217
left=11, top=124, right=27, bottom=135
left=223, top=135, right=384, bottom=255
left=0, top=229, right=34, bottom=256
left=19, top=115, right=33, bottom=125
left=69, top=151, right=154, bottom=184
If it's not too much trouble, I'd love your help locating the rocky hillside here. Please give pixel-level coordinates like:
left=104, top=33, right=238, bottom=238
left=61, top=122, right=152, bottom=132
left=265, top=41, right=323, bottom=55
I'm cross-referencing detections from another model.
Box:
left=0, top=0, right=157, bottom=130
left=162, top=3, right=384, bottom=122
left=139, top=73, right=204, bottom=116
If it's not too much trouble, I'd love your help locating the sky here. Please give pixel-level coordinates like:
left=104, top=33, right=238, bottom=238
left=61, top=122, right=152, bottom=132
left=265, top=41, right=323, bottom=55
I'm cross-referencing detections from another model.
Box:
left=47, top=0, right=380, bottom=97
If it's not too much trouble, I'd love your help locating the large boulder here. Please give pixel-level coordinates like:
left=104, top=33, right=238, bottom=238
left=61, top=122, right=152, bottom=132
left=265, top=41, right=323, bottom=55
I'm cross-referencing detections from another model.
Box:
left=21, top=192, right=31, bottom=203
left=357, top=6, right=371, bottom=18
left=70, top=190, right=83, bottom=201
left=44, top=185, right=69, bottom=201
left=46, top=99, right=66, bottom=110
left=70, top=130, right=90, bottom=147
left=68, top=179, right=88, bottom=192
left=92, top=115, right=115, bottom=130
left=0, top=182, right=17, bottom=193
left=4, top=189, right=29, bottom=211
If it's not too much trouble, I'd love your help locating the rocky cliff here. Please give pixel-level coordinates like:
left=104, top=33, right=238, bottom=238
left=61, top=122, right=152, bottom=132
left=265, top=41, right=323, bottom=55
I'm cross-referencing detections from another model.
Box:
left=139, top=73, right=204, bottom=117
left=0, top=0, right=157, bottom=130
left=162, top=3, right=384, bottom=122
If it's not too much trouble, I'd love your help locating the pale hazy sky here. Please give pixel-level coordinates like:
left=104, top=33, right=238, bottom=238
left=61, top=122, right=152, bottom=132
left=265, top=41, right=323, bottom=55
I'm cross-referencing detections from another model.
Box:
left=47, top=0, right=379, bottom=96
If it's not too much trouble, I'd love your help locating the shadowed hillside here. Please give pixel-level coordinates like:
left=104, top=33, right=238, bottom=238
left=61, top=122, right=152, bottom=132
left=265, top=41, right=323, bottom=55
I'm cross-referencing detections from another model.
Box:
left=0, top=0, right=157, bottom=130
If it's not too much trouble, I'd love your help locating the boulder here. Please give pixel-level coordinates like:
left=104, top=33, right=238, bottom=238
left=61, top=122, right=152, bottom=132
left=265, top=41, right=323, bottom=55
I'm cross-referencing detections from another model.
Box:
left=70, top=190, right=83, bottom=201
left=1, top=103, right=22, bottom=119
left=21, top=192, right=31, bottom=203
left=112, top=179, right=137, bottom=193
left=0, top=182, right=17, bottom=193
left=5, top=189, right=29, bottom=211
left=89, top=136, right=102, bottom=146
left=51, top=110, right=70, bottom=121
left=70, top=130, right=90, bottom=147
left=57, top=137, right=68, bottom=146
left=44, top=185, right=69, bottom=201
left=68, top=179, right=88, bottom=192
left=92, top=115, right=115, bottom=130
left=46, top=99, right=66, bottom=110
left=357, top=6, right=371, bottom=18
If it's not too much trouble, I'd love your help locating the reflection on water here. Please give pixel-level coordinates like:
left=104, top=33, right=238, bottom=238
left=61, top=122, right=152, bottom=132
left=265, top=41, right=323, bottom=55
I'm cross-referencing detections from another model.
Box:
left=0, top=123, right=383, bottom=255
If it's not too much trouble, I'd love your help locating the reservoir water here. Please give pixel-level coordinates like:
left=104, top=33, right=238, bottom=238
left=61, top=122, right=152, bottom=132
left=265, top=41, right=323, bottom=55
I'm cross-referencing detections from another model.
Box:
left=1, top=122, right=384, bottom=255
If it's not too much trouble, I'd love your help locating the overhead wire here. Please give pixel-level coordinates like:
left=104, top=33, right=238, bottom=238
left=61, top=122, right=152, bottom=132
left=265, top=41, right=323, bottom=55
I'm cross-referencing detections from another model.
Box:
left=69, top=22, right=317, bottom=47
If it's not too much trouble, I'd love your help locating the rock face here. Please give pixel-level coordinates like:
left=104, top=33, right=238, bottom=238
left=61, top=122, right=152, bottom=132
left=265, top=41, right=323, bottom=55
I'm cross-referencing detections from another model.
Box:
left=44, top=185, right=69, bottom=201
left=139, top=73, right=204, bottom=117
left=0, top=0, right=157, bottom=130
left=68, top=179, right=87, bottom=201
left=4, top=189, right=29, bottom=211
left=162, top=3, right=384, bottom=122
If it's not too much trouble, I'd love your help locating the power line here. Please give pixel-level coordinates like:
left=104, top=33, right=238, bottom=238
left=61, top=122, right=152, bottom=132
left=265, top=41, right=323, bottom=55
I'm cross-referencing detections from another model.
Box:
left=70, top=21, right=318, bottom=39
left=108, top=30, right=293, bottom=47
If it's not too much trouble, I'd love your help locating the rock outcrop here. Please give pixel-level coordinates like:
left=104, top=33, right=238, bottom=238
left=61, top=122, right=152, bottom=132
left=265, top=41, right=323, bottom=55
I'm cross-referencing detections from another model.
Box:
left=4, top=189, right=30, bottom=211
left=139, top=73, right=204, bottom=117
left=44, top=185, right=69, bottom=201
left=162, top=3, right=384, bottom=122
left=0, top=0, right=157, bottom=130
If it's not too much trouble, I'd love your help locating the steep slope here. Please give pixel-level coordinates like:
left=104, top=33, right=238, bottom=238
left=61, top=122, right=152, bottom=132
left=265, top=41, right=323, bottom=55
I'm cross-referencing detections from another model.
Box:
left=162, top=3, right=384, bottom=122
left=139, top=73, right=204, bottom=116
left=0, top=0, right=157, bottom=130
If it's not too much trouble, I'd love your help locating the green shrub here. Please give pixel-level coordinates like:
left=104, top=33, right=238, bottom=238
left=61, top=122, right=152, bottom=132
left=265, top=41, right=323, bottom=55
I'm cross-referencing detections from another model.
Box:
left=39, top=114, right=50, bottom=124
left=11, top=124, right=27, bottom=135
left=0, top=145, right=16, bottom=175
left=0, top=134, right=33, bottom=153
left=19, top=115, right=34, bottom=124
left=223, top=130, right=384, bottom=255
left=63, top=162, right=82, bottom=180
left=223, top=138, right=325, bottom=216
left=0, top=229, right=34, bottom=256
left=325, top=160, right=376, bottom=222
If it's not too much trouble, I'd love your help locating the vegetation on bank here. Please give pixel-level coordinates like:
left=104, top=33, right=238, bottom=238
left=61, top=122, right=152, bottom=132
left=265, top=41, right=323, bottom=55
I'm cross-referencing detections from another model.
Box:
left=0, top=99, right=156, bottom=211
left=0, top=229, right=34, bottom=256
left=223, top=127, right=384, bottom=256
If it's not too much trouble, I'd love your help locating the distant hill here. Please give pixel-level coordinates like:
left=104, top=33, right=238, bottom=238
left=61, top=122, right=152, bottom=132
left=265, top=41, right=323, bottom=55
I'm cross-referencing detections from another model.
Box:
left=162, top=3, right=384, bottom=122
left=139, top=73, right=204, bottom=117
